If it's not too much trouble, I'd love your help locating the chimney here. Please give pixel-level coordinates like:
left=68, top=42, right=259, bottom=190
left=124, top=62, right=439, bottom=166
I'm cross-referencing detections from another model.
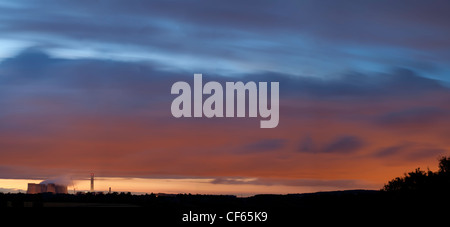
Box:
left=90, top=173, right=94, bottom=192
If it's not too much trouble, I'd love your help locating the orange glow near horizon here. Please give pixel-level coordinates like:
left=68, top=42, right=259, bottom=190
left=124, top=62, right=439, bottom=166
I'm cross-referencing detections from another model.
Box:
left=0, top=177, right=380, bottom=196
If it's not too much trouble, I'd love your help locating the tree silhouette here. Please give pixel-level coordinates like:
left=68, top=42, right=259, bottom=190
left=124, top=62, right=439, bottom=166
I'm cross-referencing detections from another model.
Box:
left=439, top=156, right=450, bottom=174
left=383, top=156, right=450, bottom=192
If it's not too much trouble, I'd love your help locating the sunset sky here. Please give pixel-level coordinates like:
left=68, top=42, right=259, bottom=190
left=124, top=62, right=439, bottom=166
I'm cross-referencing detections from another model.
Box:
left=1, top=0, right=450, bottom=195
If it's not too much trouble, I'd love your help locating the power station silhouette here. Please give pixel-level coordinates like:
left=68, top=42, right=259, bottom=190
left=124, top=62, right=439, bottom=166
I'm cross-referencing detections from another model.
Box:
left=27, top=173, right=95, bottom=194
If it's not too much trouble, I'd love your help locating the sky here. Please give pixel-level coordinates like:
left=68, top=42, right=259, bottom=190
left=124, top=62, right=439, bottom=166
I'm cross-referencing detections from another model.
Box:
left=1, top=0, right=450, bottom=195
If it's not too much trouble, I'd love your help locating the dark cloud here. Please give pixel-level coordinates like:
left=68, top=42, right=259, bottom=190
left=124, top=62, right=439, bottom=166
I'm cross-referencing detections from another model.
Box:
left=323, top=136, right=365, bottom=154
left=0, top=47, right=181, bottom=86
left=5, top=0, right=448, bottom=47
left=211, top=177, right=369, bottom=188
left=373, top=142, right=446, bottom=161
left=376, top=106, right=450, bottom=128
left=0, top=188, right=21, bottom=193
left=298, top=134, right=371, bottom=155
left=3, top=49, right=446, bottom=102
left=0, top=48, right=185, bottom=117
left=373, top=143, right=411, bottom=158
left=233, top=68, right=447, bottom=102
left=298, top=135, right=315, bottom=153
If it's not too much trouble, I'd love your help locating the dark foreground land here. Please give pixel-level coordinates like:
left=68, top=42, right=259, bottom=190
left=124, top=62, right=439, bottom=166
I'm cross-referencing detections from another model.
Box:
left=3, top=157, right=450, bottom=224
left=1, top=190, right=449, bottom=225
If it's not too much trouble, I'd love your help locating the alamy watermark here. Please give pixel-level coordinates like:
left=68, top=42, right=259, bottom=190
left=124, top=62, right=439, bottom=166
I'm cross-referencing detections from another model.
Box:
left=171, top=74, right=279, bottom=128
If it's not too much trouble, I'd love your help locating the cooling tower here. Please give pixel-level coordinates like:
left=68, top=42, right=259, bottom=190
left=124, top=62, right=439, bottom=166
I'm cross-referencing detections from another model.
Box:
left=27, top=183, right=68, bottom=194
left=55, top=184, right=68, bottom=194
left=27, top=183, right=45, bottom=194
